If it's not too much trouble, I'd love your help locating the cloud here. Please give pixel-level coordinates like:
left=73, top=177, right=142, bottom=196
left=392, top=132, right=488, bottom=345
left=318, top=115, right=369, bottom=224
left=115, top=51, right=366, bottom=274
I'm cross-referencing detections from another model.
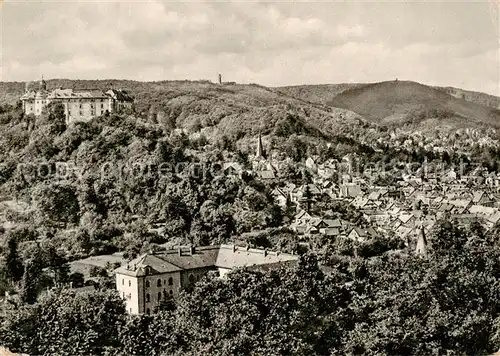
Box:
left=0, top=1, right=498, bottom=95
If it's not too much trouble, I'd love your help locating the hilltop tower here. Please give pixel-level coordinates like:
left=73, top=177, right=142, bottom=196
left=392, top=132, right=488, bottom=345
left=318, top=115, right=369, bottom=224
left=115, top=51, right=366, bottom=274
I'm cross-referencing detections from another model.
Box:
left=218, top=73, right=222, bottom=85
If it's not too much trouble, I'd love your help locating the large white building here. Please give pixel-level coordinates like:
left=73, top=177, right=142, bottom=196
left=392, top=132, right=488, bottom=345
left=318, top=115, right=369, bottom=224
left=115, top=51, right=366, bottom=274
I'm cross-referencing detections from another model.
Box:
left=20, top=78, right=134, bottom=124
left=115, top=244, right=298, bottom=315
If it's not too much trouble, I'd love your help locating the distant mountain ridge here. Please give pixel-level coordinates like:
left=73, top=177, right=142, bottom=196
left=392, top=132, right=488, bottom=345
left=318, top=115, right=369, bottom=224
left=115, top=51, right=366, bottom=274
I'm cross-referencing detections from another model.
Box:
left=279, top=81, right=500, bottom=130
left=434, top=86, right=500, bottom=109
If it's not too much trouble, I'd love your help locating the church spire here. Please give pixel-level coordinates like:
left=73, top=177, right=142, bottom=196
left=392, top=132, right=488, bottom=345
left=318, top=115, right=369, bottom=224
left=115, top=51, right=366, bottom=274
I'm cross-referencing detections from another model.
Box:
left=415, top=226, right=427, bottom=257
left=256, top=132, right=265, bottom=159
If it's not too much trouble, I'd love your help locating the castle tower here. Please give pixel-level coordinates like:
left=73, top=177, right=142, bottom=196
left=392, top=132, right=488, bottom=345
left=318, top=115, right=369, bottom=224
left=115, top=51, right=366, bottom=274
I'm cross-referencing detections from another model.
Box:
left=40, top=75, right=47, bottom=91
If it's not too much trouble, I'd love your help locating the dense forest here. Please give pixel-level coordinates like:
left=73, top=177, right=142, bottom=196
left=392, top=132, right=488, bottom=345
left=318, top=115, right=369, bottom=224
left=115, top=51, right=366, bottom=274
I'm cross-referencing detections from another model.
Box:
left=3, top=221, right=500, bottom=355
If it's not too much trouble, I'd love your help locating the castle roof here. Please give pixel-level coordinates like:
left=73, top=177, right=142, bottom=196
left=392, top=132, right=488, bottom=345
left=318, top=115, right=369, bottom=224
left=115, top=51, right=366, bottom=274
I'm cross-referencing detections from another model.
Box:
left=21, top=87, right=133, bottom=101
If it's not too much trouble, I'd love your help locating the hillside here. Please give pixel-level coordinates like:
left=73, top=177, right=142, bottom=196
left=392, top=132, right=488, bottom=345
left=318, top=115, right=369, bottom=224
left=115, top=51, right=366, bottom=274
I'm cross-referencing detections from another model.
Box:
left=276, top=83, right=364, bottom=105
left=0, top=79, right=369, bottom=140
left=327, top=81, right=500, bottom=129
left=434, top=86, right=500, bottom=109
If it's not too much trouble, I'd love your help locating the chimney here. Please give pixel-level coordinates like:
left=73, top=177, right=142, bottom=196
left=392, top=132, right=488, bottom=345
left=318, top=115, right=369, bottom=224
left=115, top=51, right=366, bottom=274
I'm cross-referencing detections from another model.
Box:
left=178, top=247, right=182, bottom=257
left=218, top=73, right=222, bottom=84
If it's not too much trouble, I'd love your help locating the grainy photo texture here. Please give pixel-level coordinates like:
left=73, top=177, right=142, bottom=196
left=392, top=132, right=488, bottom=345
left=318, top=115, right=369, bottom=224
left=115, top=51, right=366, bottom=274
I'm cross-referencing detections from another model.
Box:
left=0, top=1, right=499, bottom=355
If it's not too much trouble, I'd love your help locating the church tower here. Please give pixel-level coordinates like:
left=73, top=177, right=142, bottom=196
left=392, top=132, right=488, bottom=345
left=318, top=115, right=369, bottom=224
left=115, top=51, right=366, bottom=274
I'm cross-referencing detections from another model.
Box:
left=256, top=133, right=265, bottom=159
left=415, top=227, right=427, bottom=257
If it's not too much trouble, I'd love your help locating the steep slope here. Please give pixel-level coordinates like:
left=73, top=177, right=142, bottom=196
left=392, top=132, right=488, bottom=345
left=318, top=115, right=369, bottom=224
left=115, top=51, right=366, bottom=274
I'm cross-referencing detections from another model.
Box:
left=327, top=80, right=500, bottom=128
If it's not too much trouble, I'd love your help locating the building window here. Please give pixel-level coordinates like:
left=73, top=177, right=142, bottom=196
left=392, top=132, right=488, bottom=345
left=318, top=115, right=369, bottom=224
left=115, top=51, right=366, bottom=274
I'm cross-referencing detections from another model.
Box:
left=130, top=308, right=132, bottom=313
left=163, top=290, right=167, bottom=299
left=146, top=308, right=150, bottom=315
left=168, top=277, right=173, bottom=286
left=146, top=293, right=150, bottom=303
left=189, top=274, right=195, bottom=284
left=122, top=292, right=125, bottom=298
left=158, top=292, right=161, bottom=301
left=122, top=279, right=124, bottom=285
left=128, top=280, right=131, bottom=287
left=157, top=279, right=161, bottom=287
left=169, top=290, right=173, bottom=295
left=101, top=103, right=104, bottom=108
left=145, top=280, right=150, bottom=288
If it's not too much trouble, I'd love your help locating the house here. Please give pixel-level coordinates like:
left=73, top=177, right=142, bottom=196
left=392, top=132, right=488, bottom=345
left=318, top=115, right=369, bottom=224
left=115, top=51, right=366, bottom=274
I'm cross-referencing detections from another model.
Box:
left=115, top=245, right=298, bottom=314
left=339, top=184, right=362, bottom=199
left=352, top=196, right=369, bottom=209
left=472, top=190, right=495, bottom=207
left=223, top=162, right=243, bottom=177
left=105, top=89, right=134, bottom=111
left=320, top=219, right=343, bottom=236
left=347, top=227, right=379, bottom=242
left=257, top=170, right=276, bottom=180
left=391, top=214, right=416, bottom=230
left=485, top=211, right=500, bottom=230
left=271, top=187, right=288, bottom=208
left=294, top=210, right=312, bottom=223
left=450, top=199, right=472, bottom=214
left=305, top=157, right=318, bottom=173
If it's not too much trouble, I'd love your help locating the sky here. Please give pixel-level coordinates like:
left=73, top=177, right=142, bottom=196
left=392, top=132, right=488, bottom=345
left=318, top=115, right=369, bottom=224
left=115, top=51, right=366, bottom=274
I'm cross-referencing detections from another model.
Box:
left=1, top=0, right=499, bottom=95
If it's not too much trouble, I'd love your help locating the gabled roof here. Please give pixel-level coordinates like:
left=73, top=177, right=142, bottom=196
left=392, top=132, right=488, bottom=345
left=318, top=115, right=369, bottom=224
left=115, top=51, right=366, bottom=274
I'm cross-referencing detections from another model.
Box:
left=323, top=219, right=342, bottom=228
left=309, top=217, right=324, bottom=227
left=398, top=214, right=415, bottom=224
left=350, top=227, right=379, bottom=238
left=115, top=254, right=183, bottom=277
left=439, top=203, right=454, bottom=212
left=106, top=89, right=134, bottom=102
left=472, top=191, right=485, bottom=203
left=257, top=170, right=275, bottom=179
left=295, top=210, right=311, bottom=220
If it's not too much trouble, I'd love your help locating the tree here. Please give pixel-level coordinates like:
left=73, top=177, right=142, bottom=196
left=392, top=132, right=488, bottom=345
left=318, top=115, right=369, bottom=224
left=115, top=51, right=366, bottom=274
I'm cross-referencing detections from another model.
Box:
left=69, top=272, right=85, bottom=288
left=20, top=255, right=44, bottom=304
left=4, top=235, right=24, bottom=282
left=0, top=289, right=126, bottom=355
left=32, top=182, right=80, bottom=227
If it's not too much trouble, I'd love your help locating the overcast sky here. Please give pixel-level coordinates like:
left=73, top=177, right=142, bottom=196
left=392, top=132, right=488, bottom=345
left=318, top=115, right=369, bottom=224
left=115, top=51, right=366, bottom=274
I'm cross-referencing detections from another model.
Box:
left=1, top=0, right=499, bottom=95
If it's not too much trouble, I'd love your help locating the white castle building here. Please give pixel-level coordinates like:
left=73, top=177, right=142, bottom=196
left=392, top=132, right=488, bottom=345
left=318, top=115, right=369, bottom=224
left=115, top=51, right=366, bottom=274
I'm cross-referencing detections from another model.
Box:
left=20, top=78, right=134, bottom=124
